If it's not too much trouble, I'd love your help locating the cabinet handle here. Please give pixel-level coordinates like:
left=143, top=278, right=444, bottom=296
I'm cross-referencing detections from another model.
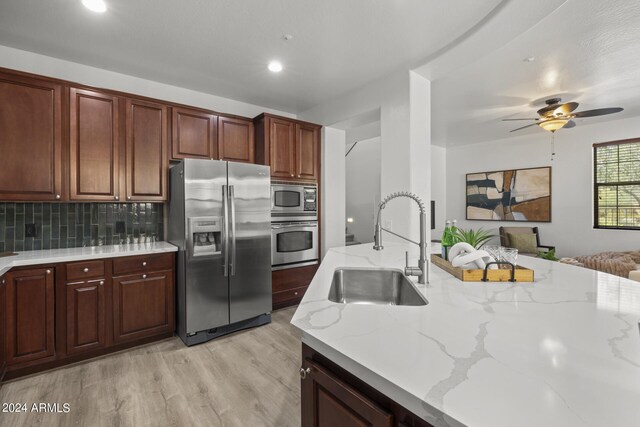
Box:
left=290, top=173, right=294, bottom=177
left=142, top=274, right=147, bottom=279
left=142, top=261, right=147, bottom=267
left=299, top=367, right=311, bottom=380
left=83, top=267, right=89, bottom=273
left=127, top=196, right=132, bottom=200
left=1, top=279, right=5, bottom=284
left=46, top=269, right=51, bottom=274
left=114, top=196, right=119, bottom=201
left=55, top=194, right=61, bottom=200
left=294, top=291, right=298, bottom=296
left=99, top=280, right=104, bottom=286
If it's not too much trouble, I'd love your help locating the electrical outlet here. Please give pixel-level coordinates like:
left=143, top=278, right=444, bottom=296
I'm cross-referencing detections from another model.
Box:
left=25, top=223, right=37, bottom=238
left=115, top=221, right=126, bottom=234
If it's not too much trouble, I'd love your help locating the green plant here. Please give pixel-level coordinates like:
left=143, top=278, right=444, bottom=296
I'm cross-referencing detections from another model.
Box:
left=537, top=249, right=559, bottom=261
left=452, top=227, right=495, bottom=249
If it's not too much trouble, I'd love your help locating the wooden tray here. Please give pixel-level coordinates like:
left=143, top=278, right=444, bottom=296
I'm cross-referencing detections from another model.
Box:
left=431, top=254, right=534, bottom=282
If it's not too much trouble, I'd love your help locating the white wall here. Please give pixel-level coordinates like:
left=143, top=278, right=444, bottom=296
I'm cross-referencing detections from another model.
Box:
left=346, top=137, right=381, bottom=244
left=321, top=127, right=346, bottom=257
left=431, top=145, right=447, bottom=238
left=446, top=116, right=640, bottom=257
left=299, top=70, right=432, bottom=244
left=0, top=44, right=294, bottom=118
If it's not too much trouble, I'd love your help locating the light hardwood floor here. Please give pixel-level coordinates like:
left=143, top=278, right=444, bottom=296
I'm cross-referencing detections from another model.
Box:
left=0, top=307, right=301, bottom=427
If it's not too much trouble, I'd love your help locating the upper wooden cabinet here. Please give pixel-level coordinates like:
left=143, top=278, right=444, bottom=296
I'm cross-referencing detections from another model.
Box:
left=69, top=87, right=121, bottom=201
left=171, top=106, right=217, bottom=160
left=125, top=99, right=168, bottom=201
left=0, top=72, right=63, bottom=201
left=218, top=115, right=255, bottom=163
left=5, top=267, right=55, bottom=366
left=255, top=114, right=321, bottom=182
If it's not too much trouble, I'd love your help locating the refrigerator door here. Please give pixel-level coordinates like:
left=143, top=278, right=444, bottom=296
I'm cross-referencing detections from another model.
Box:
left=227, top=161, right=272, bottom=323
left=183, top=159, right=230, bottom=333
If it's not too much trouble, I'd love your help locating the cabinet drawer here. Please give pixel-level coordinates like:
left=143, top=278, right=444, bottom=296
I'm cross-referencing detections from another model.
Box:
left=66, top=260, right=105, bottom=280
left=272, top=264, right=318, bottom=293
left=113, top=253, right=174, bottom=275
left=273, top=285, right=308, bottom=306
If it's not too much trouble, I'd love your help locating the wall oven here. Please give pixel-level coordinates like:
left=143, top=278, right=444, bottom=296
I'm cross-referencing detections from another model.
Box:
left=271, top=221, right=319, bottom=270
left=271, top=183, right=317, bottom=221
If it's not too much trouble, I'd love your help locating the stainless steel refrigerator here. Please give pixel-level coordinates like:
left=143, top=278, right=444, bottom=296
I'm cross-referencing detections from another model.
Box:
left=168, top=159, right=272, bottom=346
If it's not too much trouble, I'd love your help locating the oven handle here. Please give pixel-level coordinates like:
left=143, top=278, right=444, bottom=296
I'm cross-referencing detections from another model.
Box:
left=271, top=223, right=318, bottom=229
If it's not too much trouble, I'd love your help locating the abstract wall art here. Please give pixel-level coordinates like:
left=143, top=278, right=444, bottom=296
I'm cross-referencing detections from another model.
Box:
left=466, top=166, right=551, bottom=222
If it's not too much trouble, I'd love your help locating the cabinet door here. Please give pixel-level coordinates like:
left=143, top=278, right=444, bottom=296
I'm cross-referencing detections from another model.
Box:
left=171, top=107, right=217, bottom=160
left=69, top=87, right=121, bottom=201
left=5, top=268, right=55, bottom=365
left=66, top=279, right=106, bottom=355
left=269, top=118, right=296, bottom=179
left=112, top=270, right=174, bottom=343
left=125, top=99, right=168, bottom=201
left=218, top=115, right=255, bottom=163
left=301, top=359, right=393, bottom=427
left=296, top=123, right=319, bottom=181
left=0, top=72, right=63, bottom=201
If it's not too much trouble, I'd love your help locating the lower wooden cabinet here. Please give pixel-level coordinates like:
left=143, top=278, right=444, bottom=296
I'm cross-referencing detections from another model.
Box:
left=301, top=344, right=434, bottom=427
left=112, top=270, right=174, bottom=343
left=66, top=278, right=107, bottom=355
left=2, top=253, right=175, bottom=381
left=272, top=264, right=318, bottom=309
left=5, top=268, right=55, bottom=366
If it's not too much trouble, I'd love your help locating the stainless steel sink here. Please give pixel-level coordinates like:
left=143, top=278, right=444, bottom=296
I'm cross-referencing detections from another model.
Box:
left=328, top=268, right=428, bottom=306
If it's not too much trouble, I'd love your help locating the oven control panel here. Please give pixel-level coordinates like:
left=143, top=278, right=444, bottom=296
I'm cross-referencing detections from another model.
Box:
left=303, top=187, right=317, bottom=211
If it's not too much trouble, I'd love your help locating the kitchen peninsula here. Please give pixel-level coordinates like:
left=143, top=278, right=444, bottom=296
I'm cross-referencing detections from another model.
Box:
left=291, top=243, right=640, bottom=427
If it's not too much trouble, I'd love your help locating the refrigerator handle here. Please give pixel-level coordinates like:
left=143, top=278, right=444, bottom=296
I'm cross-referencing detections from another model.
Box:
left=229, top=185, right=237, bottom=276
left=222, top=185, right=229, bottom=277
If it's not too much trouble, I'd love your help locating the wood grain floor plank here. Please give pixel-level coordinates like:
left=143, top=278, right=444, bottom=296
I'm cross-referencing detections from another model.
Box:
left=0, top=307, right=301, bottom=427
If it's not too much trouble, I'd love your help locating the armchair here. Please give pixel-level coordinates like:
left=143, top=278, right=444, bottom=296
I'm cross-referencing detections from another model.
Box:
left=499, top=226, right=555, bottom=255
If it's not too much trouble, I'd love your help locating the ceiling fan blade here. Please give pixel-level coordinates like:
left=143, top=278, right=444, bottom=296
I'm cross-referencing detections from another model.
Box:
left=573, top=107, right=623, bottom=118
left=563, top=120, right=576, bottom=129
left=502, top=118, right=539, bottom=121
left=510, top=123, right=538, bottom=132
left=554, top=102, right=579, bottom=116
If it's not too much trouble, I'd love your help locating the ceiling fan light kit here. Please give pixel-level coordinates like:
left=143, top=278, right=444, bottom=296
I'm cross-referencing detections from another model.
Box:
left=503, top=98, right=624, bottom=133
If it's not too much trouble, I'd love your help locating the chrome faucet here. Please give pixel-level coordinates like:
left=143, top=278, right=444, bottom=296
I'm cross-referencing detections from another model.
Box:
left=373, top=192, right=429, bottom=284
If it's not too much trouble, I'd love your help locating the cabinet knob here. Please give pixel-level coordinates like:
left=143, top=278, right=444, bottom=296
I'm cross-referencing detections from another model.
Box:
left=83, top=267, right=89, bottom=273
left=55, top=194, right=61, bottom=200
left=290, top=173, right=294, bottom=177
left=142, top=274, right=147, bottom=279
left=294, top=291, right=298, bottom=296
left=142, top=261, right=147, bottom=267
left=114, top=196, right=119, bottom=201
left=299, top=367, right=311, bottom=380
left=127, top=196, right=132, bottom=200
left=46, top=269, right=51, bottom=274
left=1, top=279, right=5, bottom=284
left=99, top=280, right=104, bottom=286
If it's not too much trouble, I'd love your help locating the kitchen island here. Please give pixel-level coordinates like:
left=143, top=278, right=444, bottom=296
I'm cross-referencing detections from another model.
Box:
left=291, top=243, right=640, bottom=427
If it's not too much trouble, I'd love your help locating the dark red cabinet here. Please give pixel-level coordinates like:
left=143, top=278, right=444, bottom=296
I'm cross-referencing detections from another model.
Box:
left=66, top=278, right=107, bottom=355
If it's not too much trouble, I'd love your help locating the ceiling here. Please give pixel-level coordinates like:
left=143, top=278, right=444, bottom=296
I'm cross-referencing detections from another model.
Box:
left=431, top=0, right=640, bottom=147
left=0, top=0, right=502, bottom=113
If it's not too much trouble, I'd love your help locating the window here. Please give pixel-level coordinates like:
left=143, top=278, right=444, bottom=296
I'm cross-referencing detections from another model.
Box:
left=594, top=138, right=640, bottom=229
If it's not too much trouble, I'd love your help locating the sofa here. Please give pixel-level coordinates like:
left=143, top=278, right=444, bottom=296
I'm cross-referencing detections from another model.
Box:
left=560, top=250, right=640, bottom=281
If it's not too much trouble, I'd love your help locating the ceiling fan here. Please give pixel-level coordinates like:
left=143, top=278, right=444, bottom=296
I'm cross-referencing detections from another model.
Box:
left=503, top=98, right=624, bottom=133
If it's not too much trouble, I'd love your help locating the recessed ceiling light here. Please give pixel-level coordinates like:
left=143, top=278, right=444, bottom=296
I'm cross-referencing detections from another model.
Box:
left=82, top=0, right=107, bottom=13
left=523, top=56, right=536, bottom=63
left=268, top=61, right=283, bottom=73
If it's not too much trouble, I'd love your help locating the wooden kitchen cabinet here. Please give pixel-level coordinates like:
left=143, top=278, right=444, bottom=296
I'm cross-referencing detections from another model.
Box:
left=0, top=72, right=63, bottom=201
left=112, top=269, right=174, bottom=344
left=125, top=98, right=169, bottom=201
left=0, top=275, right=6, bottom=381
left=301, top=358, right=394, bottom=427
left=301, top=344, right=433, bottom=427
left=5, top=267, right=55, bottom=366
left=255, top=113, right=321, bottom=182
left=218, top=115, right=255, bottom=163
left=65, top=278, right=107, bottom=355
left=171, top=106, right=217, bottom=160
left=69, top=87, right=121, bottom=201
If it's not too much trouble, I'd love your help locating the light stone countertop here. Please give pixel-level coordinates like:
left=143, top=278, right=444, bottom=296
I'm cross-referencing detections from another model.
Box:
left=0, top=242, right=177, bottom=276
left=291, top=242, right=640, bottom=427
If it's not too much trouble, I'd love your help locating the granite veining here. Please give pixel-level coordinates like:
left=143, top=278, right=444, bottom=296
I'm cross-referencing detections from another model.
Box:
left=0, top=241, right=177, bottom=276
left=291, top=243, right=640, bottom=427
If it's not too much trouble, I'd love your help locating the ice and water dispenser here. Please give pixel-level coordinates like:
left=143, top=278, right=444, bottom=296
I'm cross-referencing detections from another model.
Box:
left=188, top=216, right=222, bottom=256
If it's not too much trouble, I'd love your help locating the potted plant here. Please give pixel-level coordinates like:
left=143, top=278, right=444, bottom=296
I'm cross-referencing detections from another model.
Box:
left=452, top=227, right=495, bottom=249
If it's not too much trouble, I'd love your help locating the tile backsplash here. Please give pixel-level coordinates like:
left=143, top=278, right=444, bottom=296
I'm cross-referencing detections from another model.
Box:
left=0, top=203, right=164, bottom=252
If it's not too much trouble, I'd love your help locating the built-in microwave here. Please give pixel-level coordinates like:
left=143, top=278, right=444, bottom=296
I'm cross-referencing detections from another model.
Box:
left=271, top=184, right=317, bottom=221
